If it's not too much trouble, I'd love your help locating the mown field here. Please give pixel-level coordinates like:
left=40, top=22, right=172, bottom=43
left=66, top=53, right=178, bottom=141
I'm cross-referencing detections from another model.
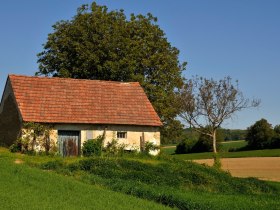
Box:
left=194, top=157, right=280, bottom=182
left=1, top=147, right=280, bottom=209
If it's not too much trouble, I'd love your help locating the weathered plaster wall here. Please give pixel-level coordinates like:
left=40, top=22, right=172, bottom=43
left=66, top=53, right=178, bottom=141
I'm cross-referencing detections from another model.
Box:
left=0, top=80, right=22, bottom=146
left=52, top=124, right=160, bottom=152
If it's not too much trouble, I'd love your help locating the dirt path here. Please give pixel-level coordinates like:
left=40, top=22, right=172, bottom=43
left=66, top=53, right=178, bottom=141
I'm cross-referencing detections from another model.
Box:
left=194, top=157, right=280, bottom=182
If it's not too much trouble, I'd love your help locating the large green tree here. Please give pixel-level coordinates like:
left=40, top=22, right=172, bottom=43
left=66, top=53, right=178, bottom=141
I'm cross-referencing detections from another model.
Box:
left=246, top=119, right=275, bottom=149
left=37, top=2, right=186, bottom=141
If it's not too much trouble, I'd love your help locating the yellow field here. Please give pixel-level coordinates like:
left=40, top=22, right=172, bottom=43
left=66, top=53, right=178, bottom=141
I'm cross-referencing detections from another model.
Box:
left=194, top=157, right=280, bottom=182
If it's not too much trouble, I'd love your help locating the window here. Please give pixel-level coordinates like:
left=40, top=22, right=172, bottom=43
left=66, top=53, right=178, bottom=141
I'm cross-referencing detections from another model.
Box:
left=117, top=131, right=127, bottom=139
left=86, top=130, right=93, bottom=140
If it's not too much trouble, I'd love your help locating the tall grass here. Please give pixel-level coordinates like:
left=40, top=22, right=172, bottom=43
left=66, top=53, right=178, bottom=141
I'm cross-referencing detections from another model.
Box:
left=0, top=150, right=170, bottom=210
left=2, top=147, right=280, bottom=209
left=38, top=156, right=280, bottom=209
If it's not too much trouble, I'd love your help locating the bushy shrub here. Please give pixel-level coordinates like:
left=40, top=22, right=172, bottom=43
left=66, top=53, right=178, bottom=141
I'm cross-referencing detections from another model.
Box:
left=271, top=136, right=280, bottom=148
left=194, top=132, right=222, bottom=152
left=175, top=128, right=224, bottom=154
left=144, top=141, right=159, bottom=155
left=175, top=139, right=197, bottom=154
left=82, top=136, right=103, bottom=157
left=9, top=137, right=29, bottom=153
left=192, top=134, right=213, bottom=152
left=40, top=160, right=64, bottom=170
left=246, top=119, right=274, bottom=149
left=175, top=135, right=222, bottom=154
left=104, top=138, right=126, bottom=156
left=9, top=143, right=22, bottom=153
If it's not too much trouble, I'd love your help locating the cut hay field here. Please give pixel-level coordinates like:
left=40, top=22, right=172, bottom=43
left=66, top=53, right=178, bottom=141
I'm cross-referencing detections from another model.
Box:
left=161, top=141, right=280, bottom=182
left=194, top=157, right=280, bottom=182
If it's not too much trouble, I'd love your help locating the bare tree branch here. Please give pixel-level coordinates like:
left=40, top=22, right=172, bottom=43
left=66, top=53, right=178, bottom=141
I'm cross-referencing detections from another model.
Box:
left=178, top=76, right=260, bottom=156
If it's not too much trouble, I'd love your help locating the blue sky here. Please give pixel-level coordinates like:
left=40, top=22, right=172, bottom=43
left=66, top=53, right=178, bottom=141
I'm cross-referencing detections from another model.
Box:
left=0, top=0, right=279, bottom=129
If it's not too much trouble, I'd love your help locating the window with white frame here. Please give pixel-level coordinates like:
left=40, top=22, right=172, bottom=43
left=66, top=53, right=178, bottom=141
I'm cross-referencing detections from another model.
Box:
left=117, top=131, right=127, bottom=139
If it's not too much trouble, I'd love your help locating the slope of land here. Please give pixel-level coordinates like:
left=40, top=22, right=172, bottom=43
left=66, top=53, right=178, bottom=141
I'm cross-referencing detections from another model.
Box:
left=1, top=147, right=280, bottom=209
left=0, top=148, right=169, bottom=210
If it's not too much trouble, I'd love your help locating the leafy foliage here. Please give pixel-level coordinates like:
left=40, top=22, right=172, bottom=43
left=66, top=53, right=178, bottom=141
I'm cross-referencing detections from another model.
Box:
left=274, top=125, right=280, bottom=135
left=10, top=122, right=56, bottom=154
left=104, top=138, right=126, bottom=156
left=9, top=140, right=22, bottom=153
left=36, top=2, right=187, bottom=139
left=82, top=136, right=103, bottom=157
left=175, top=128, right=223, bottom=154
left=144, top=141, right=159, bottom=155
left=245, top=119, right=280, bottom=150
left=222, top=129, right=247, bottom=141
left=246, top=119, right=275, bottom=149
left=160, top=119, right=186, bottom=144
left=175, top=138, right=197, bottom=154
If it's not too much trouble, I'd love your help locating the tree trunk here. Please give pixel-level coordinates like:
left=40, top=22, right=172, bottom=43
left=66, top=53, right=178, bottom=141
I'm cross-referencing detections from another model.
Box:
left=212, top=129, right=221, bottom=169
left=213, top=129, right=217, bottom=153
left=32, top=135, right=36, bottom=151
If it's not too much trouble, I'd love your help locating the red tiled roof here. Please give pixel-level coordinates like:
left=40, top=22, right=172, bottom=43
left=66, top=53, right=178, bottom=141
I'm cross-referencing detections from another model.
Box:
left=9, top=75, right=162, bottom=126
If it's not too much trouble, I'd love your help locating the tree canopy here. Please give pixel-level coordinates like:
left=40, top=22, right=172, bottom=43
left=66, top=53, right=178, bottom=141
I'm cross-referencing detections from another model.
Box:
left=246, top=119, right=275, bottom=149
left=36, top=2, right=187, bottom=139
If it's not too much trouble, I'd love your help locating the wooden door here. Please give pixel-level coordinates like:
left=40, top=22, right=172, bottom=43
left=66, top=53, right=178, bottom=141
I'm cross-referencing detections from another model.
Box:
left=58, top=130, right=80, bottom=157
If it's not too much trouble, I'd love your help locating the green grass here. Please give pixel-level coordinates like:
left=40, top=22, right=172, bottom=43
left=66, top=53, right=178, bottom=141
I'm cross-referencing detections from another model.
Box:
left=220, top=140, right=248, bottom=152
left=22, top=151, right=280, bottom=209
left=170, top=148, right=280, bottom=160
left=161, top=140, right=280, bottom=160
left=161, top=140, right=248, bottom=155
left=160, top=146, right=176, bottom=155
left=0, top=149, right=170, bottom=210
left=2, top=147, right=280, bottom=209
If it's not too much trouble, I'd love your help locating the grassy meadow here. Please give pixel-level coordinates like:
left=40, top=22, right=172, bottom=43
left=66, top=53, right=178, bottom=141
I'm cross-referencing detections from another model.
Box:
left=161, top=140, right=280, bottom=160
left=0, top=148, right=169, bottom=210
left=1, top=147, right=280, bottom=209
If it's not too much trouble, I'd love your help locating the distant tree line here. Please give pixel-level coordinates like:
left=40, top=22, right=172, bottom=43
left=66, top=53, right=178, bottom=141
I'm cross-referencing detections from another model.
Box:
left=164, top=127, right=247, bottom=145
left=221, top=129, right=247, bottom=141
left=175, top=128, right=222, bottom=154
left=175, top=118, right=280, bottom=154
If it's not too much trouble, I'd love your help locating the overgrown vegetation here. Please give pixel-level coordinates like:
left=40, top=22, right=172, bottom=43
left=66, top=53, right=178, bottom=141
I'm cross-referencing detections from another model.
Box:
left=2, top=146, right=280, bottom=209
left=82, top=136, right=103, bottom=157
left=0, top=148, right=169, bottom=210
left=245, top=118, right=280, bottom=150
left=9, top=122, right=57, bottom=155
left=175, top=129, right=224, bottom=154
left=82, top=135, right=159, bottom=157
left=36, top=154, right=280, bottom=209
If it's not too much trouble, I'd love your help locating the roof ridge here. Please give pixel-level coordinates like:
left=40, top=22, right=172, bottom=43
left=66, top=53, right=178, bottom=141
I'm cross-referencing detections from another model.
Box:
left=8, top=74, right=140, bottom=85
